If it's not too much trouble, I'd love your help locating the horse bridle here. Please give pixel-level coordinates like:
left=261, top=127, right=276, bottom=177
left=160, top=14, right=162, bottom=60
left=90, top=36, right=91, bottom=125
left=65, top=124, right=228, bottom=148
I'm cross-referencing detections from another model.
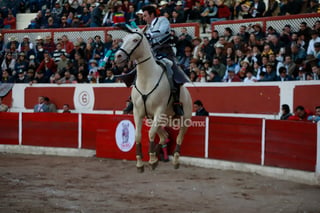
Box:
left=117, top=31, right=151, bottom=65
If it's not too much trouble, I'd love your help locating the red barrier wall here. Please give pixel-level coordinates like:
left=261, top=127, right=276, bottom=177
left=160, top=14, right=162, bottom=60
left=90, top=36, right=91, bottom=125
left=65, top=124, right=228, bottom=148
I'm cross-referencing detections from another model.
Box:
left=25, top=87, right=75, bottom=110
left=188, top=86, right=280, bottom=114
left=95, top=115, right=150, bottom=160
left=265, top=120, right=317, bottom=171
left=22, top=113, right=78, bottom=148
left=93, top=87, right=131, bottom=110
left=293, top=85, right=320, bottom=113
left=209, top=116, right=262, bottom=164
left=0, top=112, right=19, bottom=145
left=167, top=116, right=206, bottom=157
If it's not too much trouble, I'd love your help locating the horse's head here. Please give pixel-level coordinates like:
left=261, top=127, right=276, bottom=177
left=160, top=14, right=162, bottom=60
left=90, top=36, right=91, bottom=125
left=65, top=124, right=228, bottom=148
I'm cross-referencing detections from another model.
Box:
left=114, top=24, right=148, bottom=68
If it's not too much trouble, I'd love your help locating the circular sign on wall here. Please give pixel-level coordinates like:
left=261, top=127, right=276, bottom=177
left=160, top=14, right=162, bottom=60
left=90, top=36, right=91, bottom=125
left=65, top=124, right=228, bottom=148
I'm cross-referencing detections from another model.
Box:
left=73, top=86, right=95, bottom=112
left=115, top=120, right=135, bottom=152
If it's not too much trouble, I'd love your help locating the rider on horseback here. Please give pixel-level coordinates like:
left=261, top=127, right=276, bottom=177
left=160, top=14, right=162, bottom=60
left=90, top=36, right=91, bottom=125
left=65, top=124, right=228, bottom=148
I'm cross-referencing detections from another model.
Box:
left=123, top=5, right=189, bottom=116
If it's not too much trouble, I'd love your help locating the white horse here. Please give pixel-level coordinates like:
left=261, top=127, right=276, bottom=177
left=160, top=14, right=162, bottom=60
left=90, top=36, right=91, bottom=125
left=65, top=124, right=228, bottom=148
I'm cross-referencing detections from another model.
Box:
left=114, top=25, right=192, bottom=172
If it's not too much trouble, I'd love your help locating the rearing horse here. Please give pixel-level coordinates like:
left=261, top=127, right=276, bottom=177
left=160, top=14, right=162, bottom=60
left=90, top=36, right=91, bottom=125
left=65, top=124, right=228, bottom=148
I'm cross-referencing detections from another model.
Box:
left=115, top=25, right=192, bottom=172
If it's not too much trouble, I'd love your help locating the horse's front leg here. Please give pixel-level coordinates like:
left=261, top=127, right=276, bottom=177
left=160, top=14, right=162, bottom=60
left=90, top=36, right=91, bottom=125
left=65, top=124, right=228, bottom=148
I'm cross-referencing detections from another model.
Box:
left=134, top=116, right=144, bottom=173
left=148, top=115, right=162, bottom=170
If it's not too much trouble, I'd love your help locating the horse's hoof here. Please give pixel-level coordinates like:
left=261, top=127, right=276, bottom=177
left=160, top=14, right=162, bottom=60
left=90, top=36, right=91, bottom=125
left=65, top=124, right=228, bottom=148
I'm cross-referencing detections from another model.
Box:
left=174, top=163, right=180, bottom=169
left=149, top=160, right=159, bottom=170
left=137, top=166, right=144, bottom=173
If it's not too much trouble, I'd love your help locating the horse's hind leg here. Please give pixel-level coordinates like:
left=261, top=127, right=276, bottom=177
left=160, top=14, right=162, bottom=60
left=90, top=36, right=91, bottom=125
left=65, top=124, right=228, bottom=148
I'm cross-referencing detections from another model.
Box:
left=173, top=125, right=188, bottom=169
left=134, top=116, right=144, bottom=173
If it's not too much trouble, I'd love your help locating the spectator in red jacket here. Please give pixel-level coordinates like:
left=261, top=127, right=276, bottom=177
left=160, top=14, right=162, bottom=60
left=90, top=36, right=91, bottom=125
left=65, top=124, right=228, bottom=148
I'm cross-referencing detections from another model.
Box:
left=3, top=12, right=16, bottom=29
left=36, top=51, right=57, bottom=78
left=61, top=35, right=74, bottom=54
left=288, top=105, right=313, bottom=121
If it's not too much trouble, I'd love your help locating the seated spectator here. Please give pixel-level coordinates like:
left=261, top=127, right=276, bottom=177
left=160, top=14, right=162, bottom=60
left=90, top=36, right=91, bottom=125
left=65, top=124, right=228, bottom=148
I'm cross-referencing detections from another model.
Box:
left=194, top=100, right=209, bottom=116
left=207, top=70, right=222, bottom=82
left=224, top=68, right=241, bottom=82
left=0, top=97, right=9, bottom=112
left=135, top=9, right=146, bottom=25
left=59, top=70, right=76, bottom=84
left=243, top=70, right=257, bottom=83
left=280, top=104, right=292, bottom=120
left=262, top=63, right=276, bottom=81
left=276, top=67, right=293, bottom=81
left=103, top=69, right=116, bottom=83
left=307, top=30, right=320, bottom=56
left=57, top=52, right=70, bottom=73
left=62, top=104, right=71, bottom=113
left=34, top=96, right=49, bottom=112
left=61, top=35, right=74, bottom=54
left=1, top=69, right=14, bottom=83
left=3, top=12, right=16, bottom=29
left=44, top=97, right=57, bottom=112
left=288, top=105, right=313, bottom=121
left=1, top=52, right=16, bottom=72
left=15, top=69, right=29, bottom=83
left=308, top=106, right=320, bottom=123
left=36, top=51, right=57, bottom=78
left=170, top=10, right=184, bottom=24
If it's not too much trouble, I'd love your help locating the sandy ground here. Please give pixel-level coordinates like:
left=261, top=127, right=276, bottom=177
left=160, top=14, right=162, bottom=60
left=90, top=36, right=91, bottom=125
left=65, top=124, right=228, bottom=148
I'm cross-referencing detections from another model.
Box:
left=0, top=153, right=320, bottom=213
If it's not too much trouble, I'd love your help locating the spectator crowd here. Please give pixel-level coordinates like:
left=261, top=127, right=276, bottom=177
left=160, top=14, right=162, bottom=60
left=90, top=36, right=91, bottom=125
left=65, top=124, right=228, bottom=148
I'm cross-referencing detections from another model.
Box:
left=0, top=0, right=320, bottom=85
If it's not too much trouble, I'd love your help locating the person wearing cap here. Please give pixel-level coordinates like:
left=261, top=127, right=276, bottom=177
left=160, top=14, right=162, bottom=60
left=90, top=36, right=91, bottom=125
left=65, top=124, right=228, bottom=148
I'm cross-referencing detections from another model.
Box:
left=135, top=9, right=146, bottom=25
left=159, top=0, right=172, bottom=17
left=15, top=52, right=28, bottom=72
left=307, top=30, right=320, bottom=56
left=18, top=35, right=33, bottom=53
left=15, top=69, right=28, bottom=83
left=174, top=1, right=185, bottom=21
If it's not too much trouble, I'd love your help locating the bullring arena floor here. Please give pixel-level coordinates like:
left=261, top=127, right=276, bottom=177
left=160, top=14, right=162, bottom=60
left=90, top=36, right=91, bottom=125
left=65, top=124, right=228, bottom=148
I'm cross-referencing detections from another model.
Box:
left=0, top=153, right=320, bottom=213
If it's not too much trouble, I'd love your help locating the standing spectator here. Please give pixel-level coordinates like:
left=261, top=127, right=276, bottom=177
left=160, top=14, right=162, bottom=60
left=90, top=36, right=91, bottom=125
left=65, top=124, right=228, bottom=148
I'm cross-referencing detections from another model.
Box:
left=193, top=100, right=209, bottom=116
left=0, top=97, right=9, bottom=112
left=308, top=106, right=320, bottom=123
left=44, top=97, right=57, bottom=112
left=90, top=3, right=104, bottom=27
left=34, top=96, right=49, bottom=112
left=62, top=104, right=71, bottom=113
left=288, top=105, right=313, bottom=121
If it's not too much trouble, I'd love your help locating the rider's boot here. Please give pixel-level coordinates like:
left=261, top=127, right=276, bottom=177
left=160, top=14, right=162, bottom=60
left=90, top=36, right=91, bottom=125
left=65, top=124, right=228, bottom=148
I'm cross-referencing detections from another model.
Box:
left=172, top=87, right=184, bottom=116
